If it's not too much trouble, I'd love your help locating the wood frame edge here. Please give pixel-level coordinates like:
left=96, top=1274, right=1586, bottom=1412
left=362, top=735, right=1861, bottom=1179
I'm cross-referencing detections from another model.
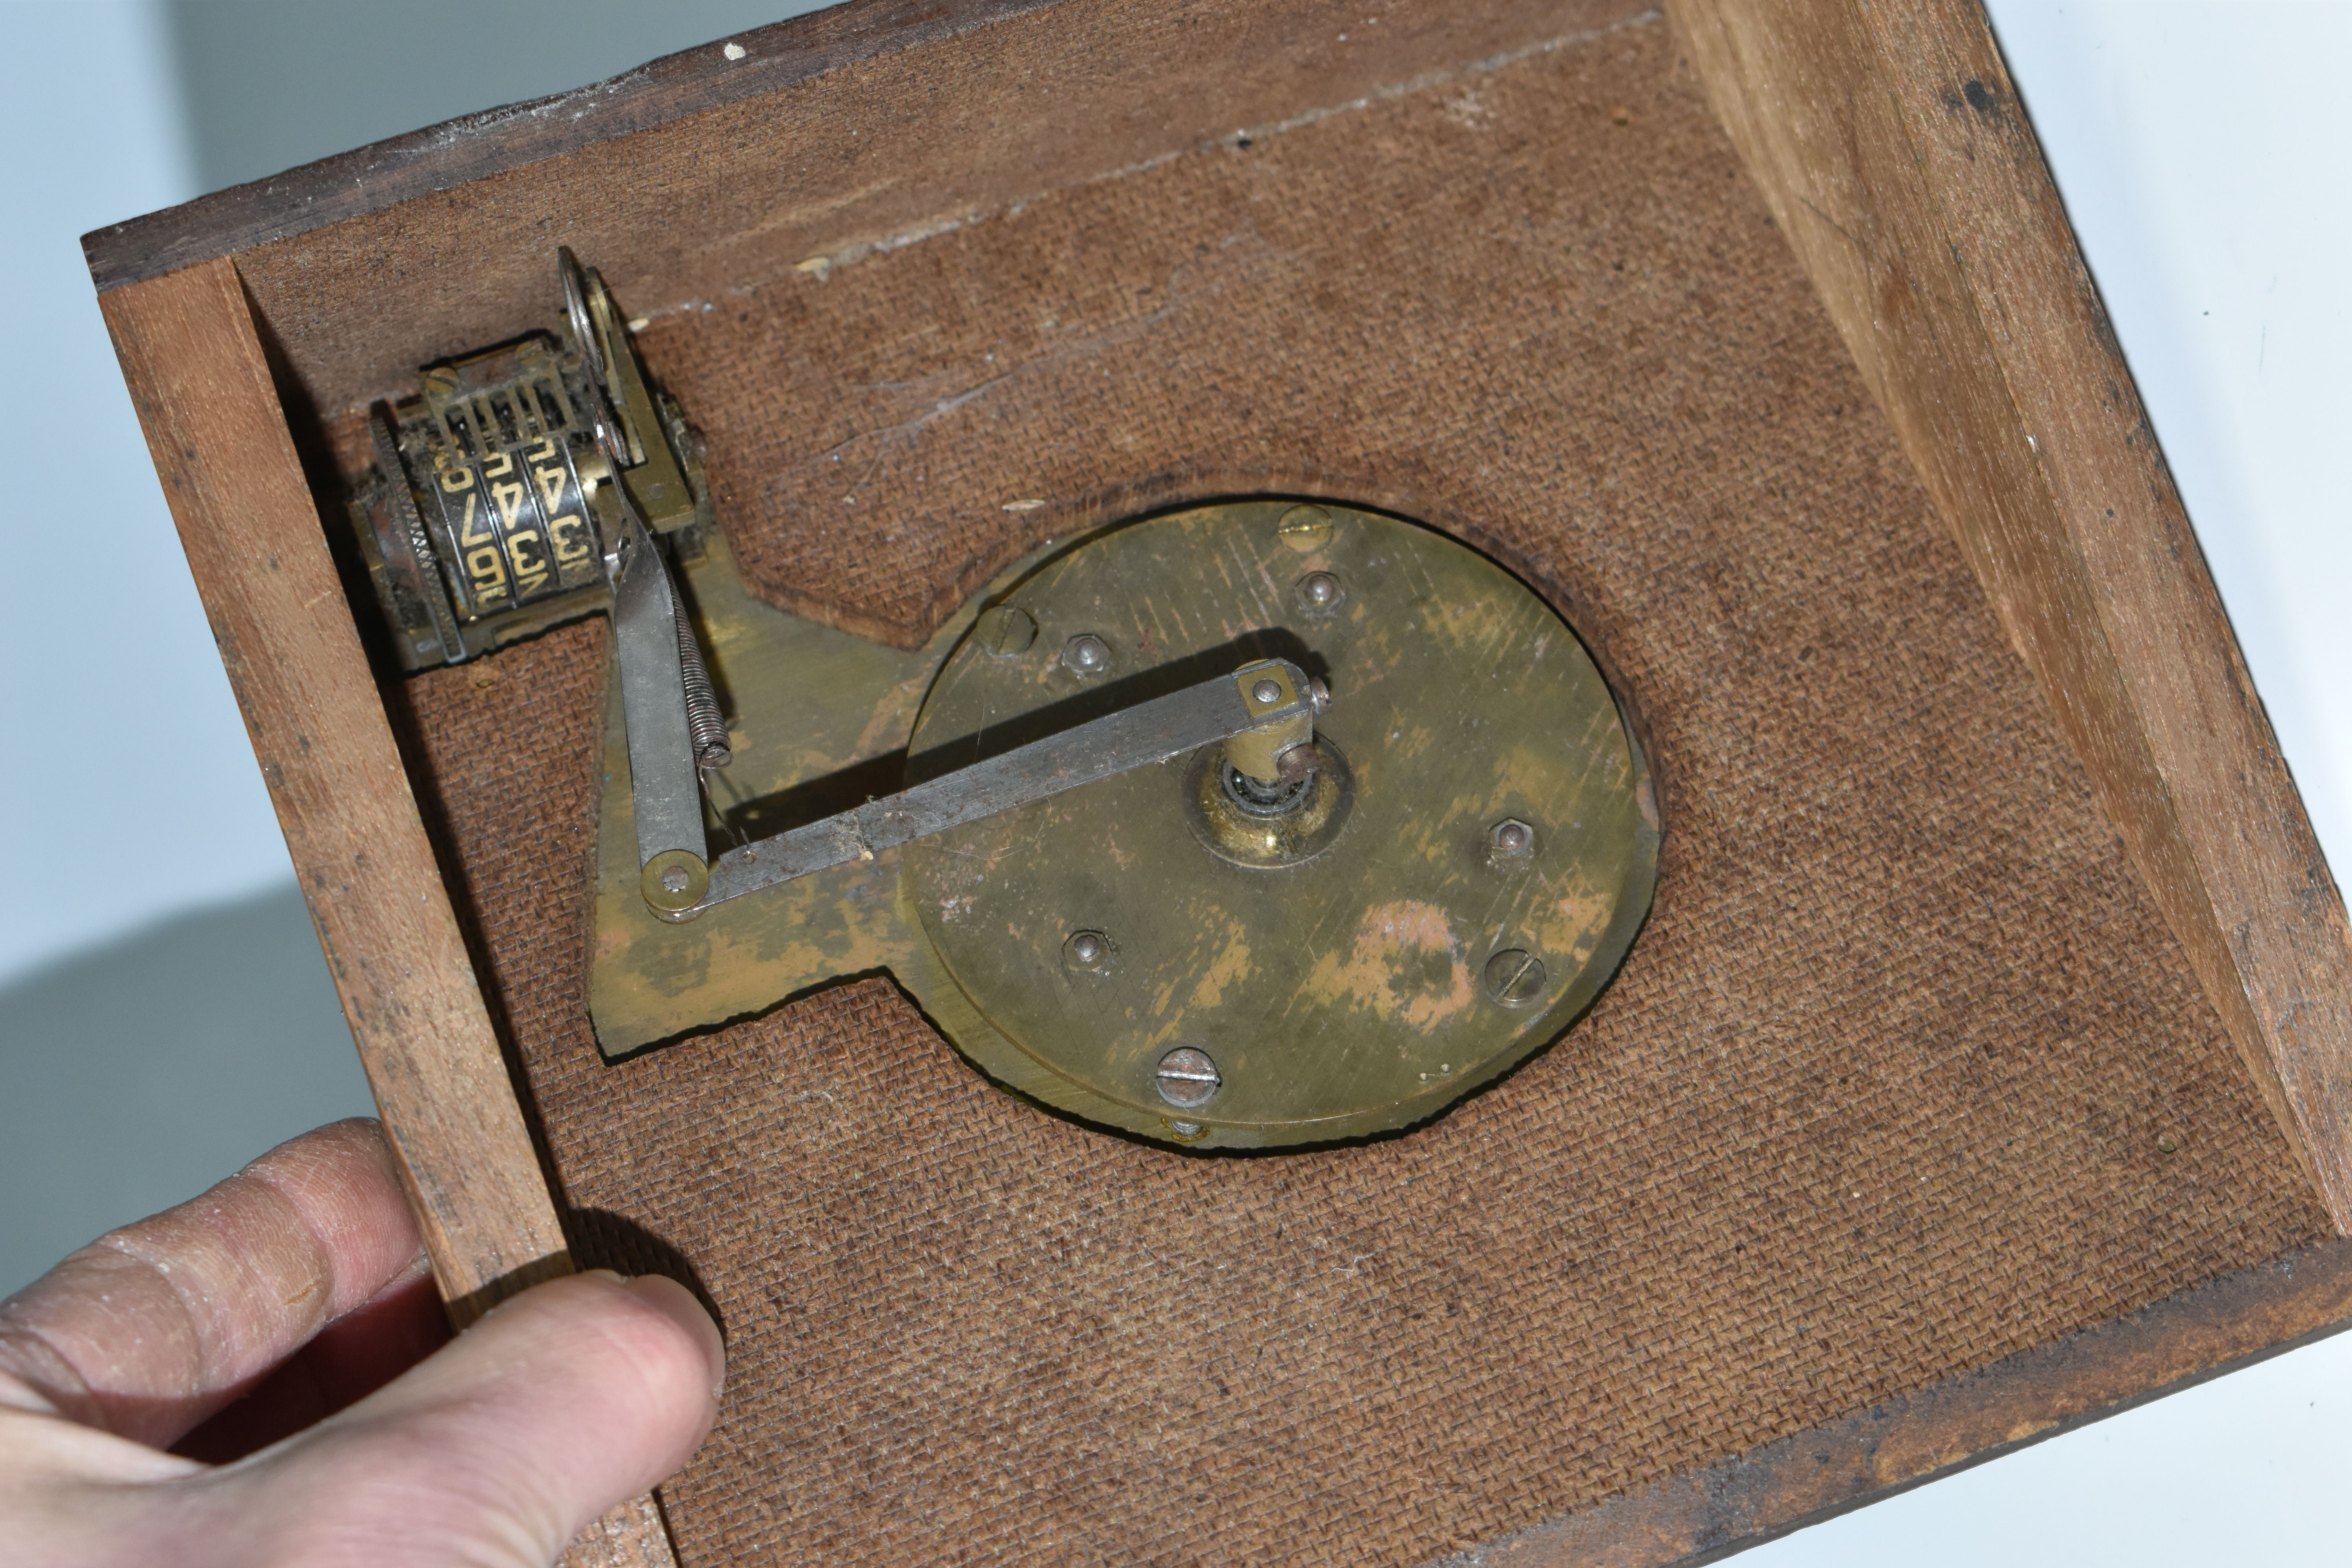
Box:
left=94, top=256, right=675, bottom=1568
left=1667, top=0, right=2352, bottom=1228
left=79, top=0, right=1062, bottom=294
left=1433, top=1237, right=2352, bottom=1566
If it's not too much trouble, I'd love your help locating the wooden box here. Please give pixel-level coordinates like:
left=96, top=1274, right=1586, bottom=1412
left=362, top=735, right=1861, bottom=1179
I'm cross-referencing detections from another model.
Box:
left=88, top=1, right=2352, bottom=1562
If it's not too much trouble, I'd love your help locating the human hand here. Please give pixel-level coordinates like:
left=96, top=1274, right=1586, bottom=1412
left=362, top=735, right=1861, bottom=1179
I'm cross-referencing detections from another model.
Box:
left=0, top=1119, right=723, bottom=1566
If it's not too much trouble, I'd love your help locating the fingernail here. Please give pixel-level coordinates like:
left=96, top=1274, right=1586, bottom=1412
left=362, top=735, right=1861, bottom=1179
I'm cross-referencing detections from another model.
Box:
left=624, top=1274, right=727, bottom=1399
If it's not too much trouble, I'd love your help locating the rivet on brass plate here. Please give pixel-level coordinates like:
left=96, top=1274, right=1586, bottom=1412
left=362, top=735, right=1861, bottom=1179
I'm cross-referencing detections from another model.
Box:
left=637, top=848, right=709, bottom=919
left=1064, top=929, right=1114, bottom=974
left=1296, top=570, right=1344, bottom=612
left=1484, top=948, right=1546, bottom=1005
left=1063, top=633, right=1112, bottom=676
left=1491, top=818, right=1535, bottom=859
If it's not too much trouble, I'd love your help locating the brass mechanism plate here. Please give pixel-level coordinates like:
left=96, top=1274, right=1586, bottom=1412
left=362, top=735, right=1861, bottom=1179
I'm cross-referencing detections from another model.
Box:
left=900, top=502, right=1657, bottom=1148
left=588, top=500, right=1655, bottom=1151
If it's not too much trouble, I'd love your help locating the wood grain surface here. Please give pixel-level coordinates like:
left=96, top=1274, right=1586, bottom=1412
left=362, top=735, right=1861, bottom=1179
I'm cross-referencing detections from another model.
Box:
left=97, top=257, right=674, bottom=1567
left=1671, top=0, right=2352, bottom=1230
left=80, top=0, right=1059, bottom=294
left=108, top=0, right=1630, bottom=426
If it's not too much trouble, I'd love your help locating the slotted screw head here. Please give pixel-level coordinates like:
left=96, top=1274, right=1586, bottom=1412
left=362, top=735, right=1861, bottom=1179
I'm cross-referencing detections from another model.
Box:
left=1156, top=1047, right=1221, bottom=1108
left=1251, top=677, right=1282, bottom=704
left=1484, top=949, right=1547, bottom=1006
left=1277, top=504, right=1334, bottom=551
left=1063, top=633, right=1111, bottom=676
left=978, top=605, right=1038, bottom=657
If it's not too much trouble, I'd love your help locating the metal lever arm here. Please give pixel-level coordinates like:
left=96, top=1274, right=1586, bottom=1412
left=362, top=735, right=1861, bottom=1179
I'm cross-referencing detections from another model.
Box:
left=612, top=514, right=713, bottom=911
left=661, top=658, right=1321, bottom=920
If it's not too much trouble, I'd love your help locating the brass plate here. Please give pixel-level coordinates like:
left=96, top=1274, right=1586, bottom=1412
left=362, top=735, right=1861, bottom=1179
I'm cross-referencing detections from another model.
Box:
left=902, top=501, right=1657, bottom=1149
left=588, top=528, right=951, bottom=1056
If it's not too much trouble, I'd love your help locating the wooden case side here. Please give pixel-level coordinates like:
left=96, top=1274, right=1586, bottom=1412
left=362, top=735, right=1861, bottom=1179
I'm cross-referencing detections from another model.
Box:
left=80, top=0, right=1062, bottom=294
left=95, top=258, right=673, bottom=1567
left=1670, top=0, right=2352, bottom=1229
left=1429, top=1237, right=2352, bottom=1566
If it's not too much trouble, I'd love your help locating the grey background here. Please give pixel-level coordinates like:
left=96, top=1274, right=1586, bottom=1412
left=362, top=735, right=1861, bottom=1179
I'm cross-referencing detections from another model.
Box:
left=0, top=0, right=829, bottom=1300
left=167, top=0, right=822, bottom=193
left=1, top=1, right=2345, bottom=1561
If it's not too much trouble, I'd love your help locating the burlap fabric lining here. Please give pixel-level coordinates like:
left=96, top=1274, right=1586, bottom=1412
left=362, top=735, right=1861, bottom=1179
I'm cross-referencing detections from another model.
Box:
left=398, top=18, right=2326, bottom=1565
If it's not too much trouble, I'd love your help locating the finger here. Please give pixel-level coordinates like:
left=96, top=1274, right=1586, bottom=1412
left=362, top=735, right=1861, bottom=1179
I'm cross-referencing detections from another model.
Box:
left=171, top=1258, right=448, bottom=1463
left=0, top=1118, right=424, bottom=1446
left=190, top=1272, right=724, bottom=1566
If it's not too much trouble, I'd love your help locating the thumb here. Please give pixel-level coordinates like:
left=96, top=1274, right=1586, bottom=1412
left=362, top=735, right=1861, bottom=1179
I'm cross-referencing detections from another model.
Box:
left=188, top=1271, right=723, bottom=1568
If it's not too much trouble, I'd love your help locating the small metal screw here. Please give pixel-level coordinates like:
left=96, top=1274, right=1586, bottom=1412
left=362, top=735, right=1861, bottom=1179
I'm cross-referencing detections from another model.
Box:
left=1484, top=949, right=1547, bottom=1006
left=1307, top=677, right=1331, bottom=713
left=1277, top=504, right=1334, bottom=552
left=978, top=605, right=1037, bottom=657
left=1156, top=1046, right=1221, bottom=1108
left=1298, top=571, right=1343, bottom=610
left=1491, top=819, right=1534, bottom=858
left=1275, top=743, right=1322, bottom=782
left=660, top=866, right=691, bottom=893
left=1063, top=633, right=1111, bottom=676
left=1251, top=677, right=1282, bottom=705
left=1064, top=929, right=1112, bottom=973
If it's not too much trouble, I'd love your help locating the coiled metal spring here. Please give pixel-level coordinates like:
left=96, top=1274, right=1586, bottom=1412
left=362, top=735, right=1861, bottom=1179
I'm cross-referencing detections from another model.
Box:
left=674, top=600, right=731, bottom=770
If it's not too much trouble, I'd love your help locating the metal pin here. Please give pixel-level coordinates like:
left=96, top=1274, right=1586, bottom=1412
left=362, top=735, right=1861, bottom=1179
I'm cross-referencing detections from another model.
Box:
left=1063, top=633, right=1111, bottom=676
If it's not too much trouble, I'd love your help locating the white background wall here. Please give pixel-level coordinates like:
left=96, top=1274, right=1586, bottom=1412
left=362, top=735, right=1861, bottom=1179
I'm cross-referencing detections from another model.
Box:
left=1, top=1, right=2345, bottom=1559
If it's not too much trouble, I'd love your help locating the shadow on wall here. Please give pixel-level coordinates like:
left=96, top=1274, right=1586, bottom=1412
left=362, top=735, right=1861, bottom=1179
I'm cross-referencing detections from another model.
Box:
left=0, top=886, right=372, bottom=1298
left=167, top=0, right=835, bottom=194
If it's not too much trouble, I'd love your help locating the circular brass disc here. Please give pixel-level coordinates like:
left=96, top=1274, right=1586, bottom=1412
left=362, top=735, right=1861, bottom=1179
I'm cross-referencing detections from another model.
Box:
left=902, top=501, right=1657, bottom=1149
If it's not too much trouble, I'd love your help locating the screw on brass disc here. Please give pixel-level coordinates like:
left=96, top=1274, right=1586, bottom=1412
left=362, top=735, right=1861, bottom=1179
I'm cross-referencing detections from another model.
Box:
left=1483, top=948, right=1548, bottom=1006
left=977, top=605, right=1038, bottom=657
left=1064, top=929, right=1114, bottom=973
left=900, top=500, right=1658, bottom=1150
left=1156, top=1047, right=1221, bottom=1108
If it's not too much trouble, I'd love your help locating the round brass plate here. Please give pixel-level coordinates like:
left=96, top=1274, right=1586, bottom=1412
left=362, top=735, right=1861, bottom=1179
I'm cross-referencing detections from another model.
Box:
left=902, top=501, right=1657, bottom=1149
